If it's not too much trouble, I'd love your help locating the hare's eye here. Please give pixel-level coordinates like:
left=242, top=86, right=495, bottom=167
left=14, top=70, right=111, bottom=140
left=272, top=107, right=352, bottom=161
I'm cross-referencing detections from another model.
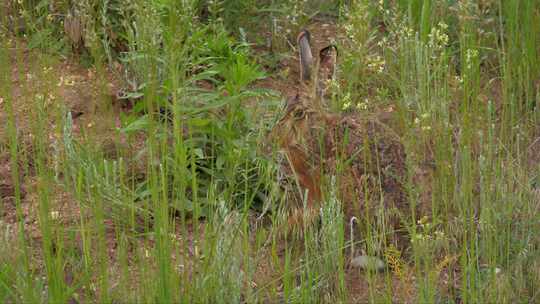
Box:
left=293, top=109, right=305, bottom=120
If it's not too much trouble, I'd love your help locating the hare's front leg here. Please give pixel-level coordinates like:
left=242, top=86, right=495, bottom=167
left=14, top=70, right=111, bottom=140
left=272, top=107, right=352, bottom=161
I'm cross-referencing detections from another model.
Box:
left=283, top=144, right=322, bottom=232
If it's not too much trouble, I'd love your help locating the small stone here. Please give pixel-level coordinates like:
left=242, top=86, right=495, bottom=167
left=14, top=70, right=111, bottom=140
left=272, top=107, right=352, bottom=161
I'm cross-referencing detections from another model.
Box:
left=350, top=255, right=386, bottom=272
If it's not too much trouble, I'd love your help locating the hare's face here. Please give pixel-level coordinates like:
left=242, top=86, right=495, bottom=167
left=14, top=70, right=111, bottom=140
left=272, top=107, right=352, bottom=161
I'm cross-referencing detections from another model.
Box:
left=272, top=94, right=311, bottom=150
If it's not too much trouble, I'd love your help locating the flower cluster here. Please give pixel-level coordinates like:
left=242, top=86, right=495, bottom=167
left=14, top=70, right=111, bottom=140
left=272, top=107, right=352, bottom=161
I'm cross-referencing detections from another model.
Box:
left=384, top=245, right=405, bottom=278
left=356, top=98, right=369, bottom=111
left=284, top=0, right=308, bottom=29
left=465, top=48, right=479, bottom=70
left=341, top=92, right=352, bottom=110
left=411, top=216, right=446, bottom=245
left=428, top=22, right=450, bottom=50
left=414, top=112, right=432, bottom=132
left=394, top=22, right=415, bottom=40
left=366, top=54, right=386, bottom=74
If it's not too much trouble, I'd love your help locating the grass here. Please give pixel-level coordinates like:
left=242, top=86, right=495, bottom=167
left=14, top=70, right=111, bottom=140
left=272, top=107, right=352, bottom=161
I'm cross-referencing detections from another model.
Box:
left=1, top=0, right=539, bottom=303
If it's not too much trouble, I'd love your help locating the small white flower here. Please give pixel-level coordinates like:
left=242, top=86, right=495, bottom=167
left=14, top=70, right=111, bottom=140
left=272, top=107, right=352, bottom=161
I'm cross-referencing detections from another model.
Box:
left=356, top=102, right=368, bottom=111
left=438, top=22, right=448, bottom=30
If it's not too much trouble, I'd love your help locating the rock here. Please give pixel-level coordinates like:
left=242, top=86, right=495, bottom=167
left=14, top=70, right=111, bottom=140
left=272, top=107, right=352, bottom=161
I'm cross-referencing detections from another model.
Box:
left=350, top=255, right=386, bottom=272
left=480, top=265, right=502, bottom=276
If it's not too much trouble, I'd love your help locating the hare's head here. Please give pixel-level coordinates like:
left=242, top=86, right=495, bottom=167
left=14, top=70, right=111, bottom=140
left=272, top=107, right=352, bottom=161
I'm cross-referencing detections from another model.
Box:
left=273, top=30, right=338, bottom=145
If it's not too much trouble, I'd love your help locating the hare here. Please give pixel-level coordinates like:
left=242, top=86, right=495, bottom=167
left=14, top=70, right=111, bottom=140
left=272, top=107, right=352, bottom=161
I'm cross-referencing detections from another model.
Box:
left=272, top=30, right=407, bottom=238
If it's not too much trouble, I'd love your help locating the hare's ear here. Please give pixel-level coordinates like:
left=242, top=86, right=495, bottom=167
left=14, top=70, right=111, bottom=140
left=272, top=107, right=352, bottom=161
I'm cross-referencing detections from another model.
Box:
left=318, top=44, right=338, bottom=82
left=297, top=30, right=313, bottom=82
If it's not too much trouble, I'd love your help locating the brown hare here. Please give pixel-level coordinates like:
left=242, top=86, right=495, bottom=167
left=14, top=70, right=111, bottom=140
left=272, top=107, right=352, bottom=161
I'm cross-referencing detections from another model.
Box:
left=272, top=30, right=407, bottom=238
